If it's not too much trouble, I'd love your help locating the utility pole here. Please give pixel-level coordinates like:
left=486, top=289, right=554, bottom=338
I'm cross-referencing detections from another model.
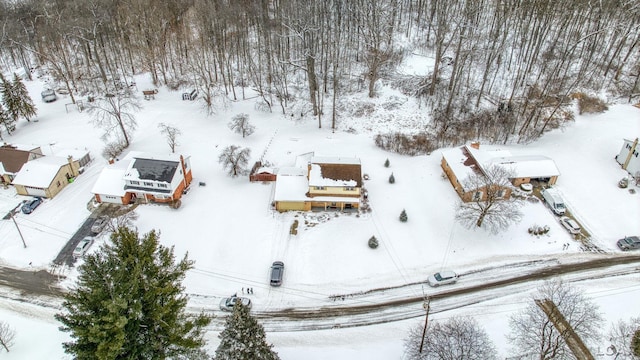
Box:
left=11, top=212, right=27, bottom=248
left=419, top=296, right=431, bottom=353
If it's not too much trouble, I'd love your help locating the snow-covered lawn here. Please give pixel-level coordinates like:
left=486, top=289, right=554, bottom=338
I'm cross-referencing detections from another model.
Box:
left=0, top=75, right=638, bottom=359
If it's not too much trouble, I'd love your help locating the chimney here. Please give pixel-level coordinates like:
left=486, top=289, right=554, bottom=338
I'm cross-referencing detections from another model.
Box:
left=67, top=155, right=78, bottom=177
left=470, top=141, right=480, bottom=149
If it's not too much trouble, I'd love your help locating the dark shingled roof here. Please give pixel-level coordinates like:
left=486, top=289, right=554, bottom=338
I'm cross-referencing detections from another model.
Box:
left=131, top=158, right=179, bottom=183
left=0, top=146, right=34, bottom=173
left=316, top=163, right=362, bottom=187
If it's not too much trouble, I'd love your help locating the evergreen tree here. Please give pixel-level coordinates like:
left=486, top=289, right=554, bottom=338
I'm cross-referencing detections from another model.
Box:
left=389, top=172, right=395, bottom=184
left=0, top=107, right=15, bottom=138
left=56, top=227, right=211, bottom=360
left=633, top=329, right=640, bottom=356
left=399, top=209, right=408, bottom=222
left=215, top=302, right=280, bottom=360
left=384, top=158, right=390, bottom=167
left=0, top=73, right=36, bottom=122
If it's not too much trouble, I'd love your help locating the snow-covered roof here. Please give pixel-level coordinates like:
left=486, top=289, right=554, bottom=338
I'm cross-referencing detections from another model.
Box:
left=441, top=147, right=482, bottom=191
left=91, top=161, right=128, bottom=197
left=53, top=148, right=90, bottom=161
left=256, top=167, right=275, bottom=174
left=488, top=155, right=560, bottom=178
left=310, top=156, right=361, bottom=165
left=273, top=167, right=309, bottom=202
left=443, top=145, right=560, bottom=189
left=11, top=156, right=70, bottom=188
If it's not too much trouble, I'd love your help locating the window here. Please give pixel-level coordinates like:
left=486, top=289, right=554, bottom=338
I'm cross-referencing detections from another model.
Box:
left=315, top=186, right=326, bottom=190
left=472, top=191, right=483, bottom=201
left=105, top=195, right=118, bottom=200
left=496, top=189, right=506, bottom=198
left=143, top=182, right=154, bottom=187
left=57, top=180, right=61, bottom=187
left=158, top=183, right=168, bottom=188
left=345, top=187, right=355, bottom=191
left=130, top=180, right=140, bottom=185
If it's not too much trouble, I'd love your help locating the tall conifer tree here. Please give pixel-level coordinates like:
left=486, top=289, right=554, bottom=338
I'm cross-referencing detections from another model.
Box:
left=56, top=227, right=211, bottom=360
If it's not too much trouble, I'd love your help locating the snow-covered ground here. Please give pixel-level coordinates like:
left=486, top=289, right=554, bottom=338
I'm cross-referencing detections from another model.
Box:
left=0, top=73, right=638, bottom=359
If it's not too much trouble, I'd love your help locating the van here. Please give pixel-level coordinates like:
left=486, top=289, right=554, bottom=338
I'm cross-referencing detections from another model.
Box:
left=270, top=261, right=284, bottom=286
left=541, top=188, right=566, bottom=216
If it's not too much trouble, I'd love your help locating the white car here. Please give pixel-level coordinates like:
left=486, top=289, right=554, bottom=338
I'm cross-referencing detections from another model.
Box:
left=560, top=216, right=581, bottom=235
left=519, top=183, right=533, bottom=192
left=73, top=237, right=94, bottom=258
left=219, top=296, right=252, bottom=312
left=427, top=271, right=458, bottom=287
left=91, top=216, right=110, bottom=234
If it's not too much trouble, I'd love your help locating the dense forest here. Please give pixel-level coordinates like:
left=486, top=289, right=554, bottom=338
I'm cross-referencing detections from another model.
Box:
left=1, top=0, right=638, bottom=149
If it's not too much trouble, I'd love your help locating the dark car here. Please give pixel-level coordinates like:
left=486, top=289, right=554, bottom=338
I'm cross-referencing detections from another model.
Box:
left=21, top=197, right=43, bottom=214
left=617, top=236, right=640, bottom=251
left=41, top=89, right=57, bottom=102
left=270, top=261, right=284, bottom=286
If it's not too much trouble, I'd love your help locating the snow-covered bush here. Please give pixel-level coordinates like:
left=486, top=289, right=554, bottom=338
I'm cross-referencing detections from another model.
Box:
left=368, top=236, right=379, bottom=249
left=399, top=209, right=408, bottom=222
left=389, top=173, right=395, bottom=184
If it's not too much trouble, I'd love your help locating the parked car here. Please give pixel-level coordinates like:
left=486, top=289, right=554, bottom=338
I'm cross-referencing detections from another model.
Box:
left=617, top=236, right=640, bottom=251
left=427, top=270, right=458, bottom=287
left=73, top=237, right=94, bottom=258
left=270, top=261, right=284, bottom=286
left=41, top=89, right=57, bottom=102
left=219, top=296, right=252, bottom=312
left=559, top=216, right=581, bottom=235
left=91, top=216, right=110, bottom=234
left=21, top=197, right=43, bottom=214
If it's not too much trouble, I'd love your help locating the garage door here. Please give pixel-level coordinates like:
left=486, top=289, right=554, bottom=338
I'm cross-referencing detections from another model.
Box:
left=25, top=186, right=47, bottom=197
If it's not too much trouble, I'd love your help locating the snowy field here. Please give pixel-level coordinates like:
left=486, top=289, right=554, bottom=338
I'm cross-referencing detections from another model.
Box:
left=0, top=73, right=638, bottom=359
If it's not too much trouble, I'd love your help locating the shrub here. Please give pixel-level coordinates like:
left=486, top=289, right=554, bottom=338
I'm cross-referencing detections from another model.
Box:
left=290, top=220, right=298, bottom=235
left=389, top=173, right=395, bottom=184
left=399, top=209, right=408, bottom=222
left=102, top=141, right=127, bottom=160
left=576, top=92, right=608, bottom=115
left=368, top=236, right=379, bottom=249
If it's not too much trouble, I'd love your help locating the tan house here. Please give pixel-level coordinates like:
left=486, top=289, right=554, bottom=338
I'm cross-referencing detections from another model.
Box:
left=0, top=143, right=44, bottom=185
left=441, top=142, right=560, bottom=202
left=274, top=155, right=362, bottom=212
left=12, top=155, right=82, bottom=198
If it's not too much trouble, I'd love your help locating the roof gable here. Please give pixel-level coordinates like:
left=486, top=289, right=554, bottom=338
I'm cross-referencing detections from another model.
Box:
left=0, top=147, right=35, bottom=173
left=12, top=156, right=69, bottom=188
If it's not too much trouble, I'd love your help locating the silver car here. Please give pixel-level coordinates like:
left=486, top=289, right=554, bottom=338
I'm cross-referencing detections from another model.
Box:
left=559, top=216, right=581, bottom=235
left=617, top=236, right=640, bottom=251
left=73, top=237, right=94, bottom=258
left=91, top=216, right=110, bottom=234
left=219, top=296, right=252, bottom=312
left=427, top=270, right=458, bottom=287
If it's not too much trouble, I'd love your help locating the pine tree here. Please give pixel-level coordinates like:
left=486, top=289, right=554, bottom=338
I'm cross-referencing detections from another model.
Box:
left=633, top=329, right=640, bottom=356
left=0, top=73, right=36, bottom=123
left=0, top=107, right=15, bottom=138
left=10, top=73, right=37, bottom=121
left=389, top=172, right=395, bottom=184
left=384, top=158, right=390, bottom=167
left=55, top=227, right=211, bottom=360
left=215, top=302, right=280, bottom=360
left=399, top=209, right=408, bottom=222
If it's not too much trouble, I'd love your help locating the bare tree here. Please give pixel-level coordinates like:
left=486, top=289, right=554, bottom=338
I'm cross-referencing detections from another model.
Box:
left=607, top=317, right=640, bottom=359
left=0, top=321, right=16, bottom=353
left=508, top=280, right=604, bottom=360
left=455, top=165, right=522, bottom=233
left=404, top=316, right=498, bottom=360
left=228, top=113, right=255, bottom=138
left=218, top=145, right=251, bottom=177
left=158, top=123, right=182, bottom=153
left=88, top=92, right=141, bottom=148
left=106, top=211, right=138, bottom=233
